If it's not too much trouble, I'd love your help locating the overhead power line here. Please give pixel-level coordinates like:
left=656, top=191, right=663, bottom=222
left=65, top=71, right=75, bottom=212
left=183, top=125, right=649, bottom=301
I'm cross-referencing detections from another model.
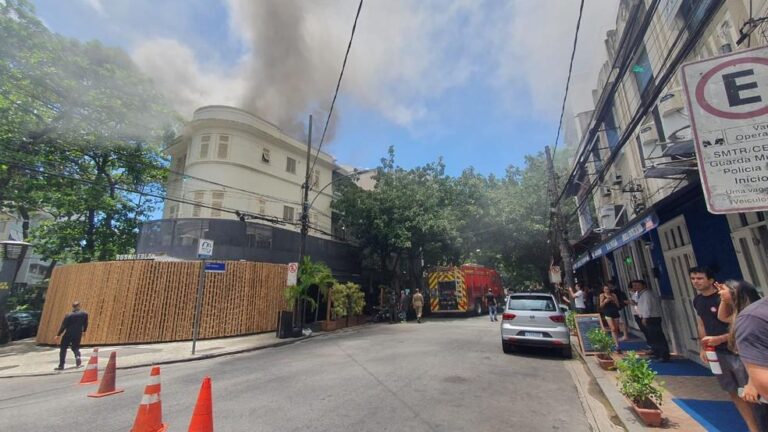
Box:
left=309, top=0, right=364, bottom=176
left=551, top=0, right=585, bottom=161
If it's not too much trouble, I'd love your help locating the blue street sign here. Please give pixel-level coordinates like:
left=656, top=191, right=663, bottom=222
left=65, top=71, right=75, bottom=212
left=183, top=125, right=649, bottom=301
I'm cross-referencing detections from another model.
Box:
left=204, top=262, right=226, bottom=273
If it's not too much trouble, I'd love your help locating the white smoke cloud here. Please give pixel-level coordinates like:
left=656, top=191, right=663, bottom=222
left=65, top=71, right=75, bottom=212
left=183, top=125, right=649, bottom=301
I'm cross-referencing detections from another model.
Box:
left=492, top=1, right=620, bottom=116
left=129, top=1, right=620, bottom=137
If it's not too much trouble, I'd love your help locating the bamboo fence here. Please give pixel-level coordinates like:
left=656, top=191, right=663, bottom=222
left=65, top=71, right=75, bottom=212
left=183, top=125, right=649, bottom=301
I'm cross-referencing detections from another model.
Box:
left=36, top=260, right=289, bottom=345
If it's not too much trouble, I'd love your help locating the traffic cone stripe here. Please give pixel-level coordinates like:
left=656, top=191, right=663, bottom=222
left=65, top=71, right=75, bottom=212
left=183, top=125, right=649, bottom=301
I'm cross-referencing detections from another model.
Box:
left=141, top=393, right=161, bottom=405
left=79, top=348, right=99, bottom=385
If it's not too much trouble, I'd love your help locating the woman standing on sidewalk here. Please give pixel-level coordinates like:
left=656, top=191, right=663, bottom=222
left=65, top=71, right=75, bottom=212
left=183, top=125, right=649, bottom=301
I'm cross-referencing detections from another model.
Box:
left=599, top=285, right=622, bottom=352
left=717, top=280, right=767, bottom=432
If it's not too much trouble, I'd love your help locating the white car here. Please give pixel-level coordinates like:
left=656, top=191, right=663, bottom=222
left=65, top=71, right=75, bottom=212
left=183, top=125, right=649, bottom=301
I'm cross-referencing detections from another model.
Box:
left=500, top=292, right=572, bottom=358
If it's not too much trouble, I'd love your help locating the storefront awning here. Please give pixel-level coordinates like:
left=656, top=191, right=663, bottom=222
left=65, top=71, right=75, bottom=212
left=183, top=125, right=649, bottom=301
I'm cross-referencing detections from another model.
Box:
left=574, top=213, right=659, bottom=270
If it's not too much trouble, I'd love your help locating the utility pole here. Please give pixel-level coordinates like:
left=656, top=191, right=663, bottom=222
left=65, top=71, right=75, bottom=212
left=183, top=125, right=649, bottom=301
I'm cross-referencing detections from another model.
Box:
left=296, top=115, right=313, bottom=333
left=545, top=146, right=574, bottom=290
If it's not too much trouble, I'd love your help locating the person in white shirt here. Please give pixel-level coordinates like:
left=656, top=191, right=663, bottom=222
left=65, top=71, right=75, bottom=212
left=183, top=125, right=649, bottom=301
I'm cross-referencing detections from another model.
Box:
left=632, top=279, right=670, bottom=362
left=568, top=283, right=587, bottom=313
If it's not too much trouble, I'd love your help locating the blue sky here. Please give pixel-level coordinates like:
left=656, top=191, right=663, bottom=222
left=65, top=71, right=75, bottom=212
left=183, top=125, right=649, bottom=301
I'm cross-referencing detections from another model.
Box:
left=31, top=0, right=619, bottom=178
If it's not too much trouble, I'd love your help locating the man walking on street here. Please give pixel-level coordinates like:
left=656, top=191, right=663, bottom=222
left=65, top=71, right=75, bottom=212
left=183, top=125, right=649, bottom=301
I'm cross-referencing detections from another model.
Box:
left=633, top=280, right=670, bottom=362
left=54, top=301, right=88, bottom=371
left=485, top=289, right=498, bottom=322
left=690, top=266, right=760, bottom=431
left=412, top=289, right=424, bottom=323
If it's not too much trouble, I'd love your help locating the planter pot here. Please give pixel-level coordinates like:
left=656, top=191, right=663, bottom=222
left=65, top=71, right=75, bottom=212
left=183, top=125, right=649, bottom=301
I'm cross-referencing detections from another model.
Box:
left=595, top=353, right=615, bottom=370
left=631, top=399, right=663, bottom=427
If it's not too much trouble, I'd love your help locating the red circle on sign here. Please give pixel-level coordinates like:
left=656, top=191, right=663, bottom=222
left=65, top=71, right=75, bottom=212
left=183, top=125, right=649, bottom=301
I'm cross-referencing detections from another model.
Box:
left=695, top=57, right=768, bottom=119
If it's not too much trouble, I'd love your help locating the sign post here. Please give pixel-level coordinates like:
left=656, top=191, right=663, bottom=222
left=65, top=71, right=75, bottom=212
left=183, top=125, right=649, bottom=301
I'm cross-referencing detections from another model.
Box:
left=682, top=46, right=768, bottom=213
left=192, top=239, right=214, bottom=355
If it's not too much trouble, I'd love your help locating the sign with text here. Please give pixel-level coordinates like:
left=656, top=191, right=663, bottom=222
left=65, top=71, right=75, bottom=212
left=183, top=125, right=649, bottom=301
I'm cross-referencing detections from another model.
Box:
left=197, top=239, right=214, bottom=259
left=204, top=262, right=225, bottom=273
left=682, top=47, right=768, bottom=213
left=287, top=262, right=298, bottom=286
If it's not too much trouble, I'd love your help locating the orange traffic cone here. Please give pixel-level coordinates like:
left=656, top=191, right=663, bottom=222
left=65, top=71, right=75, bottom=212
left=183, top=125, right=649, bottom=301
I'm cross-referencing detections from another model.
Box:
left=79, top=348, right=99, bottom=385
left=87, top=351, right=124, bottom=398
left=131, top=366, right=167, bottom=432
left=187, top=377, right=213, bottom=432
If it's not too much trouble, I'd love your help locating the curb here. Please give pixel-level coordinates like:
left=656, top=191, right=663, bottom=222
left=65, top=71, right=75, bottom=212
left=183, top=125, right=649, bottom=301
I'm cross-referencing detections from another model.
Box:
left=0, top=334, right=316, bottom=379
left=571, top=336, right=646, bottom=432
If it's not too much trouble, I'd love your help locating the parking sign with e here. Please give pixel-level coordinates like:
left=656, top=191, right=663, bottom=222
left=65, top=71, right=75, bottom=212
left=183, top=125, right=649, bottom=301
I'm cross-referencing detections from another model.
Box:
left=682, top=46, right=768, bottom=213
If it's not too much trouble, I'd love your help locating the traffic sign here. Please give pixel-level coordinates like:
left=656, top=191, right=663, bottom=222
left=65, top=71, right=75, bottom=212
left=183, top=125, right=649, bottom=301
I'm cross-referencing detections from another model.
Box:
left=682, top=46, right=768, bottom=213
left=197, top=239, right=214, bottom=258
left=287, top=262, right=298, bottom=286
left=204, top=262, right=226, bottom=273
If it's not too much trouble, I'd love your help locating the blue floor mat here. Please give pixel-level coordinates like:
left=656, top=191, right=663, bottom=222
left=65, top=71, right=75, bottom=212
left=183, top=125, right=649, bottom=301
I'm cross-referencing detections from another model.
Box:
left=673, top=399, right=748, bottom=432
left=618, top=340, right=648, bottom=351
left=649, top=358, right=713, bottom=377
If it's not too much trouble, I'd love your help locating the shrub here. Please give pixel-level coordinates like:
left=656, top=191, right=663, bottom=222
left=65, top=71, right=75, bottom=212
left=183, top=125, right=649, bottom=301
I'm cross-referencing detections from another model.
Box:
left=616, top=351, right=664, bottom=408
left=565, top=310, right=576, bottom=330
left=587, top=328, right=615, bottom=355
left=331, top=282, right=366, bottom=327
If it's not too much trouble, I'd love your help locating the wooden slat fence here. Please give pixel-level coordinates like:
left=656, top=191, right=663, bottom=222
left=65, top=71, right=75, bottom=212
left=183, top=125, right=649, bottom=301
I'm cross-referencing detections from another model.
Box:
left=36, top=260, right=289, bottom=345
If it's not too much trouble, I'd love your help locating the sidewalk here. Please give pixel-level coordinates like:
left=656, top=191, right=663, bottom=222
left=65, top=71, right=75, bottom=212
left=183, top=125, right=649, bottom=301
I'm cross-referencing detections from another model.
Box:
left=575, top=335, right=751, bottom=431
left=0, top=331, right=315, bottom=378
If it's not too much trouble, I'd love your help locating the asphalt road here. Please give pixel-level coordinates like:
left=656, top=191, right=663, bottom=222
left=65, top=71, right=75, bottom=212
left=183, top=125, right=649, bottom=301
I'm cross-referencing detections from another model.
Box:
left=0, top=316, right=591, bottom=431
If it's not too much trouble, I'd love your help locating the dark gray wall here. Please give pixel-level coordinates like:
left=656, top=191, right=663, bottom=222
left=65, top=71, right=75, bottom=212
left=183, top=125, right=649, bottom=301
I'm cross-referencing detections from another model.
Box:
left=136, top=219, right=361, bottom=277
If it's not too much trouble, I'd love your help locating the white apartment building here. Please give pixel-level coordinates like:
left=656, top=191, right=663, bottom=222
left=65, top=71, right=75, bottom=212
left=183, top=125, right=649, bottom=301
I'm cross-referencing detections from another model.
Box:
left=163, top=105, right=337, bottom=237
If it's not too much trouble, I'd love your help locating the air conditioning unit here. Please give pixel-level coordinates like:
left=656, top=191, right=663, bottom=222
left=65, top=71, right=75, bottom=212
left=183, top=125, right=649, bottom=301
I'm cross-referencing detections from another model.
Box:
left=639, top=121, right=659, bottom=146
left=599, top=205, right=617, bottom=230
left=601, top=186, right=612, bottom=197
left=659, top=89, right=684, bottom=117
left=612, top=172, right=624, bottom=186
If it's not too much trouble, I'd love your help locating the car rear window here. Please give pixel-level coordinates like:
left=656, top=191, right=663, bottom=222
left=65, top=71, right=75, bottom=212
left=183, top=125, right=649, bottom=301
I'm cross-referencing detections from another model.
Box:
left=507, top=296, right=556, bottom=311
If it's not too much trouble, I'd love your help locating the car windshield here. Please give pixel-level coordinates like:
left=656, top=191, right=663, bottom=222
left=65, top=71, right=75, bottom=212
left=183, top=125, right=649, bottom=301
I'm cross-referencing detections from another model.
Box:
left=507, top=296, right=556, bottom=311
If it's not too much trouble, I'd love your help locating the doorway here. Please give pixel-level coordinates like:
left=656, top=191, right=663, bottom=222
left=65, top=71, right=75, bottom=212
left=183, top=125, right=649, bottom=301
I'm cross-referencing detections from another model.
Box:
left=658, top=216, right=700, bottom=358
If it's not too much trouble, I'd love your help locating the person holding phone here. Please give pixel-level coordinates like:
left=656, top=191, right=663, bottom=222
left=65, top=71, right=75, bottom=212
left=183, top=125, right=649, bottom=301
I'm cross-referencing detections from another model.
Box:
left=599, top=284, right=621, bottom=351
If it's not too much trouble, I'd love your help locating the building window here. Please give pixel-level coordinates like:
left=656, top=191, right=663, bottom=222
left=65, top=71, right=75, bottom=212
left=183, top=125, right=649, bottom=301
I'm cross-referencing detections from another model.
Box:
left=192, top=191, right=204, bottom=217
left=200, top=135, right=211, bottom=159
left=283, top=206, right=294, bottom=221
left=286, top=157, right=296, bottom=174
left=262, top=148, right=271, bottom=163
left=312, top=169, right=320, bottom=188
left=211, top=191, right=224, bottom=217
left=168, top=205, right=178, bottom=219
left=258, top=198, right=266, bottom=215
left=217, top=135, right=229, bottom=159
left=632, top=47, right=654, bottom=95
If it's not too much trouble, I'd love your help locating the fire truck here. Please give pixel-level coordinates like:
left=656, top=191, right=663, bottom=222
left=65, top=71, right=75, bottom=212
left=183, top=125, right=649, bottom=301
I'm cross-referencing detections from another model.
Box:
left=427, top=264, right=504, bottom=315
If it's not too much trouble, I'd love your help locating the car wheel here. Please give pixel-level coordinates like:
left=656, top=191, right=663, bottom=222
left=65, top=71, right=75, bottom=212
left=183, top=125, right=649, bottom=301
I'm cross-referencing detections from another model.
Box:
left=502, top=342, right=514, bottom=354
left=561, top=345, right=573, bottom=359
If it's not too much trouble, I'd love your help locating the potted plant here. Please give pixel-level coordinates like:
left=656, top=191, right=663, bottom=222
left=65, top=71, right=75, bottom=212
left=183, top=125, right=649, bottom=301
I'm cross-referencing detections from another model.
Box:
left=616, top=351, right=664, bottom=427
left=565, top=310, right=576, bottom=335
left=330, top=282, right=366, bottom=329
left=284, top=257, right=336, bottom=335
left=587, top=328, right=616, bottom=370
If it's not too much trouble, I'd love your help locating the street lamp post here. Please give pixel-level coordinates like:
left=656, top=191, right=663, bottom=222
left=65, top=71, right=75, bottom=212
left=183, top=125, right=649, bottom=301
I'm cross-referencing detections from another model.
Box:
left=0, top=240, right=31, bottom=344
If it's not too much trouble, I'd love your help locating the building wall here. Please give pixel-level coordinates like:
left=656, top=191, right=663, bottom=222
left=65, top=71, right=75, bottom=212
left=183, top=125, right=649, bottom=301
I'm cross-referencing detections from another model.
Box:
left=0, top=212, right=53, bottom=286
left=163, top=106, right=336, bottom=237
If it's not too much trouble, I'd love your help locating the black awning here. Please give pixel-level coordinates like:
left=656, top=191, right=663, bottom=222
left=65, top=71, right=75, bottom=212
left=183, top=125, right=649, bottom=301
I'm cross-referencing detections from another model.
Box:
left=662, top=140, right=695, bottom=158
left=644, top=166, right=691, bottom=179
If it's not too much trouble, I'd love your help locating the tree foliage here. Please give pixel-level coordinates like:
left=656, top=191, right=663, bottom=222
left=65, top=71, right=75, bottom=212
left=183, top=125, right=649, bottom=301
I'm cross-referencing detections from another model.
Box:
left=0, top=0, right=178, bottom=263
left=285, top=256, right=336, bottom=312
left=331, top=282, right=366, bottom=327
left=333, top=146, right=572, bottom=291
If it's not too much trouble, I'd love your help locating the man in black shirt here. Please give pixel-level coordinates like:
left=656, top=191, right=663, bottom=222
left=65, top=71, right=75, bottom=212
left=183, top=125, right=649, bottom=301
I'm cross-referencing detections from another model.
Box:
left=54, top=301, right=89, bottom=371
left=690, top=266, right=759, bottom=432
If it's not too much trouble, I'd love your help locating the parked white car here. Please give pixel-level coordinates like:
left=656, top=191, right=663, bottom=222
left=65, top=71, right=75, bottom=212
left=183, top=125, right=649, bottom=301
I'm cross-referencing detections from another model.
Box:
left=500, top=292, right=572, bottom=358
